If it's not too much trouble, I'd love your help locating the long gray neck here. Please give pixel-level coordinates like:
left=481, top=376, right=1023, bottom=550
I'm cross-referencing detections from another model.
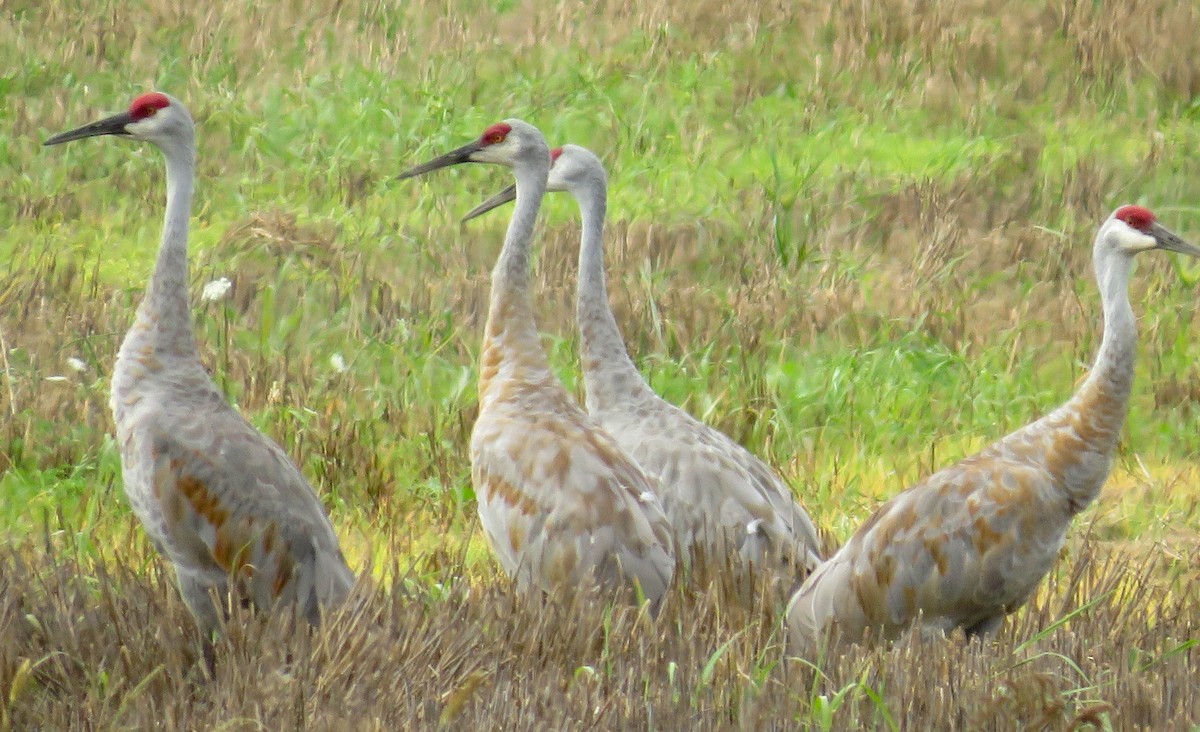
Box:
left=1042, top=241, right=1137, bottom=513
left=1072, top=246, right=1137, bottom=423
left=129, top=137, right=198, bottom=360
left=484, top=157, right=550, bottom=360
left=573, top=176, right=655, bottom=412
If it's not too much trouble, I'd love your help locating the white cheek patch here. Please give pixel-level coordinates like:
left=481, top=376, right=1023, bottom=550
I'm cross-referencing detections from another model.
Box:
left=126, top=118, right=158, bottom=137
left=1134, top=233, right=1158, bottom=252
left=1112, top=227, right=1156, bottom=253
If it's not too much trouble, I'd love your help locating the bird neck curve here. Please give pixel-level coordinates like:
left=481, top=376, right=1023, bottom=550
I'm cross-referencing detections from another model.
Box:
left=1098, top=242, right=1137, bottom=354
left=1075, top=244, right=1137, bottom=419
left=479, top=152, right=553, bottom=399
left=136, top=138, right=199, bottom=360
left=572, top=175, right=654, bottom=413
left=1043, top=241, right=1136, bottom=512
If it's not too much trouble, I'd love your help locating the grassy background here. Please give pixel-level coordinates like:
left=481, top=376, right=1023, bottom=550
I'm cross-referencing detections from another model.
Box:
left=2, top=0, right=1200, bottom=727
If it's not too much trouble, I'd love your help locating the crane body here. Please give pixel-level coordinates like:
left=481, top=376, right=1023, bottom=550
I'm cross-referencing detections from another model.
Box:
left=465, top=145, right=823, bottom=575
left=45, top=93, right=355, bottom=665
left=784, top=206, right=1199, bottom=656
left=400, top=124, right=675, bottom=605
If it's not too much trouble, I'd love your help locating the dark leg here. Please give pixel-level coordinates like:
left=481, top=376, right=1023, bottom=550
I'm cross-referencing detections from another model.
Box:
left=963, top=614, right=1005, bottom=639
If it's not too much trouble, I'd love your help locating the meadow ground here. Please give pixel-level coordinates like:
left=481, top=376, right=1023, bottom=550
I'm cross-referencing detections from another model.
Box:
left=2, top=0, right=1200, bottom=728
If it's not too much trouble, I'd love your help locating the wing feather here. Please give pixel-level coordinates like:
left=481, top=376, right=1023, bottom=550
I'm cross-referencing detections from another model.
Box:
left=146, top=405, right=354, bottom=622
left=787, top=453, right=1070, bottom=655
left=471, top=399, right=674, bottom=604
left=595, top=400, right=823, bottom=572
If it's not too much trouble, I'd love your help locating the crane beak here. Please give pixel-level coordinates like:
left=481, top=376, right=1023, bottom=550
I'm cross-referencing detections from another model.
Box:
left=397, top=140, right=484, bottom=180
left=462, top=184, right=517, bottom=222
left=1150, top=222, right=1200, bottom=257
left=44, top=111, right=135, bottom=146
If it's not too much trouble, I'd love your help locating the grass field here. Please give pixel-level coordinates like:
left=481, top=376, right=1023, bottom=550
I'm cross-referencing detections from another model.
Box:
left=2, top=0, right=1200, bottom=728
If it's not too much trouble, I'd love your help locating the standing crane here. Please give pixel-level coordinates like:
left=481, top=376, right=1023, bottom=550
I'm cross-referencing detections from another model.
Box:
left=45, top=93, right=355, bottom=669
left=464, top=144, right=823, bottom=576
left=398, top=122, right=675, bottom=606
left=785, top=205, right=1199, bottom=657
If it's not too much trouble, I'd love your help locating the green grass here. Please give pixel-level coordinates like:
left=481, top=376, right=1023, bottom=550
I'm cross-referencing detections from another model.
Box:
left=4, top=0, right=1200, bottom=575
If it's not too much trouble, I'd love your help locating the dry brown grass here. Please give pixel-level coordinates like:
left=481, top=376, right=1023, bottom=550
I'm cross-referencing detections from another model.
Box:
left=5, top=0, right=1200, bottom=138
left=2, top=536, right=1197, bottom=729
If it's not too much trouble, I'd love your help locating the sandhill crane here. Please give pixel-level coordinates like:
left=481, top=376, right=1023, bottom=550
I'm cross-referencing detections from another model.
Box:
left=784, top=205, right=1199, bottom=657
left=464, top=144, right=823, bottom=576
left=44, top=93, right=355, bottom=667
left=398, top=122, right=675, bottom=606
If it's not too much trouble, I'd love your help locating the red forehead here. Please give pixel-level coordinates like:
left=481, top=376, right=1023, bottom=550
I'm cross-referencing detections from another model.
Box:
left=129, top=92, right=170, bottom=120
left=480, top=122, right=512, bottom=145
left=1114, top=204, right=1155, bottom=230
left=550, top=147, right=564, bottom=162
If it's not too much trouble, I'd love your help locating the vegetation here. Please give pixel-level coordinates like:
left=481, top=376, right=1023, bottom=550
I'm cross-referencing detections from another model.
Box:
left=2, top=0, right=1199, bottom=727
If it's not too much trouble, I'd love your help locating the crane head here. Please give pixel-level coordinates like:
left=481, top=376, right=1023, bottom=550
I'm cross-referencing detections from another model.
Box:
left=398, top=119, right=549, bottom=181
left=463, top=144, right=608, bottom=222
left=1104, top=205, right=1200, bottom=258
left=461, top=146, right=566, bottom=221
left=44, top=92, right=192, bottom=148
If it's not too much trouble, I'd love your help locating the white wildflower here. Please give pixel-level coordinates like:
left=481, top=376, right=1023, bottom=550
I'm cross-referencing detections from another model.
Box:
left=201, top=277, right=233, bottom=303
left=66, top=357, right=87, bottom=373
left=330, top=353, right=347, bottom=373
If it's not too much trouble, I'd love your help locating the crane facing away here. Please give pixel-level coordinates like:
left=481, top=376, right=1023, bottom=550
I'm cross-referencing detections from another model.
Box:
left=464, top=144, right=823, bottom=576
left=44, top=93, right=355, bottom=669
left=398, top=122, right=675, bottom=607
left=784, top=206, right=1199, bottom=657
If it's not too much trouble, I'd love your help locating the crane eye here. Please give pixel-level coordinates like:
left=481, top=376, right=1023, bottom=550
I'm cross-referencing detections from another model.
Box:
left=489, top=133, right=505, bottom=144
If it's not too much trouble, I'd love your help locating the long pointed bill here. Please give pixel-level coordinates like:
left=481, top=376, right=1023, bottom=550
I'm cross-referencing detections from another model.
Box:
left=1151, top=221, right=1200, bottom=257
left=44, top=111, right=134, bottom=146
left=397, top=139, right=484, bottom=180
left=462, top=184, right=517, bottom=222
